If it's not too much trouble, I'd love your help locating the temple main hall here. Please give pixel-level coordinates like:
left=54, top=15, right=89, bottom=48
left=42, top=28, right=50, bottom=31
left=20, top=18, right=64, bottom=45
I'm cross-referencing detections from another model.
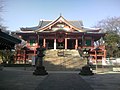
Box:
left=16, top=16, right=105, bottom=49
left=14, top=16, right=106, bottom=68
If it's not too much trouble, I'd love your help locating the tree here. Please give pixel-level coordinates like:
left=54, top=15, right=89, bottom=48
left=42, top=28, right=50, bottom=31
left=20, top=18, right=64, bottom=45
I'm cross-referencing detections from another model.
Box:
left=104, top=31, right=120, bottom=57
left=95, top=17, right=120, bottom=57
left=95, top=17, right=120, bottom=35
left=0, top=0, right=9, bottom=34
left=0, top=0, right=3, bottom=24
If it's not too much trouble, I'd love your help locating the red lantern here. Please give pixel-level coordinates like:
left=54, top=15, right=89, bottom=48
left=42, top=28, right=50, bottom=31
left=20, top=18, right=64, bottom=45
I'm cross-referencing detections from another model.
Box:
left=58, top=38, right=64, bottom=42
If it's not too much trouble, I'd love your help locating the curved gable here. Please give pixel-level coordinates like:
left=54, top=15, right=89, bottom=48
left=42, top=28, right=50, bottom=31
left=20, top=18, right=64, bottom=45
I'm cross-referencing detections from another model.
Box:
left=36, top=16, right=85, bottom=32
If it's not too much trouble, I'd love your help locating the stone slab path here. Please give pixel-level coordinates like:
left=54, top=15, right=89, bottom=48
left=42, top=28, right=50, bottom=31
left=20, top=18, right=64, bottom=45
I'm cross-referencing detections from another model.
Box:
left=35, top=73, right=93, bottom=90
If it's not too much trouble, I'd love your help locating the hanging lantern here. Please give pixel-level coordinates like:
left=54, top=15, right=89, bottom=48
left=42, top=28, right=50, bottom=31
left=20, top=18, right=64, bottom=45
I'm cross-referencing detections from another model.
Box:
left=58, top=38, right=64, bottom=42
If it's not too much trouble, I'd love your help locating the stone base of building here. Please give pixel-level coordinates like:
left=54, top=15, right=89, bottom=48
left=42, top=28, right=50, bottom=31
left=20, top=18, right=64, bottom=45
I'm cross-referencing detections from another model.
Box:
left=113, top=67, right=120, bottom=72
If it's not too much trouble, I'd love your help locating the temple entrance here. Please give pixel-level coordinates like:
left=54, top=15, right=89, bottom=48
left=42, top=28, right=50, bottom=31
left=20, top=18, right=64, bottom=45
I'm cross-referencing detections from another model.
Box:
left=56, top=39, right=65, bottom=49
left=67, top=39, right=75, bottom=49
left=56, top=30, right=65, bottom=49
left=78, top=39, right=82, bottom=47
left=39, top=38, right=43, bottom=46
left=46, top=39, right=54, bottom=49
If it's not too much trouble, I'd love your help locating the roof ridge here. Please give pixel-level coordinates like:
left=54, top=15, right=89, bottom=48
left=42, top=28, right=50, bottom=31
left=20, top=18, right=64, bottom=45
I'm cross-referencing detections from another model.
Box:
left=38, top=19, right=82, bottom=22
left=38, top=20, right=43, bottom=28
left=78, top=21, right=83, bottom=26
left=68, top=20, right=82, bottom=21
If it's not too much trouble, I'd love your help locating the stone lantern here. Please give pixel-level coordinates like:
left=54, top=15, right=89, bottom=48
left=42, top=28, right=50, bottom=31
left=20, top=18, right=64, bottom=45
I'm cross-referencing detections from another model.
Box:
left=79, top=48, right=94, bottom=75
left=33, top=45, right=48, bottom=75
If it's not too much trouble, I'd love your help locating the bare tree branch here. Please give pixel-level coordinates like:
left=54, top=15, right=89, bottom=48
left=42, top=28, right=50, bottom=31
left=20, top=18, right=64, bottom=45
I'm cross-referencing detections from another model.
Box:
left=0, top=0, right=4, bottom=24
left=94, top=17, right=120, bottom=35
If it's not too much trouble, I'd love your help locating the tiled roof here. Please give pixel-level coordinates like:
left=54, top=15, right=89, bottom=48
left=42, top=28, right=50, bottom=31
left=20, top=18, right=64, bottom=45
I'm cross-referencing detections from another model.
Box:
left=83, top=27, right=100, bottom=32
left=0, top=30, right=21, bottom=49
left=21, top=26, right=39, bottom=31
left=20, top=16, right=99, bottom=32
left=68, top=21, right=83, bottom=29
left=38, top=20, right=83, bottom=29
left=39, top=21, right=52, bottom=28
left=21, top=20, right=83, bottom=31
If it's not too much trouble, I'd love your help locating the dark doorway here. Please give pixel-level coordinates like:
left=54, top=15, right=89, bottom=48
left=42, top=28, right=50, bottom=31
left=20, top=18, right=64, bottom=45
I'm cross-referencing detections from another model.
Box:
left=78, top=39, right=82, bottom=47
left=56, top=39, right=65, bottom=49
left=67, top=39, right=75, bottom=49
left=46, top=39, right=54, bottom=49
left=39, top=38, right=43, bottom=46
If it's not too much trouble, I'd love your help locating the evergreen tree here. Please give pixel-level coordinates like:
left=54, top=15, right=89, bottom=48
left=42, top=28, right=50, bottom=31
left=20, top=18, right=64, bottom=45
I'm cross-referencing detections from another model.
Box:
left=95, top=17, right=120, bottom=57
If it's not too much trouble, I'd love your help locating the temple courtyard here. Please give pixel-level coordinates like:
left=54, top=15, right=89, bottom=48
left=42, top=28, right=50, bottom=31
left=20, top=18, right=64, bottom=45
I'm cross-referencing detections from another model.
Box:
left=0, top=67, right=120, bottom=90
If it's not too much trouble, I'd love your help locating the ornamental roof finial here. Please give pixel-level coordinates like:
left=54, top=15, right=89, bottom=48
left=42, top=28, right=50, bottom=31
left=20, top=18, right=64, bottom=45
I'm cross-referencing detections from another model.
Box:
left=60, top=13, right=62, bottom=16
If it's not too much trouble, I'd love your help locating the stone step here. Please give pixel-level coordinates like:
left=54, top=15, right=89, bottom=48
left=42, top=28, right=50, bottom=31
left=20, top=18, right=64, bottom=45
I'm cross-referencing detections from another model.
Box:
left=43, top=49, right=85, bottom=71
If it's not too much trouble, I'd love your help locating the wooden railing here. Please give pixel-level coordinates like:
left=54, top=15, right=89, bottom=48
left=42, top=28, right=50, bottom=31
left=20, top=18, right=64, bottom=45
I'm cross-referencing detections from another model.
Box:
left=77, top=45, right=106, bottom=64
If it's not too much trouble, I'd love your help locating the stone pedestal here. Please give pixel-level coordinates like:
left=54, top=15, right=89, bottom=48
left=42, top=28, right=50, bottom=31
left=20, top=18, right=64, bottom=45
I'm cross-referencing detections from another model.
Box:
left=79, top=65, right=94, bottom=75
left=33, top=66, right=48, bottom=75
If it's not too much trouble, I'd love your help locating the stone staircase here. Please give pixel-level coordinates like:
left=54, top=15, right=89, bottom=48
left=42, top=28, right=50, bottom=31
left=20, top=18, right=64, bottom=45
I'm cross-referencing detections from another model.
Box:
left=43, top=49, right=86, bottom=71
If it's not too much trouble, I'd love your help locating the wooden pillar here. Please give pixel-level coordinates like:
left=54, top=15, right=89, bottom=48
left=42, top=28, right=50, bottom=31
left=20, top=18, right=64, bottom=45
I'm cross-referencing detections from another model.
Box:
left=104, top=50, right=106, bottom=61
left=43, top=38, right=46, bottom=47
left=95, top=50, right=97, bottom=64
left=82, top=35, right=84, bottom=47
left=54, top=39, right=56, bottom=50
left=23, top=50, right=26, bottom=64
left=95, top=50, right=98, bottom=73
left=36, top=43, right=39, bottom=48
left=91, top=38, right=94, bottom=46
left=34, top=49, right=36, bottom=57
left=37, top=35, right=39, bottom=45
left=65, top=38, right=67, bottom=49
left=75, top=39, right=78, bottom=49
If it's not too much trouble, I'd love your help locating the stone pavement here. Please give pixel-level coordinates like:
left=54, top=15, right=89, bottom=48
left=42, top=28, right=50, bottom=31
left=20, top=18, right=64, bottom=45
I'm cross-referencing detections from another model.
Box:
left=35, top=73, right=93, bottom=90
left=0, top=68, right=46, bottom=90
left=0, top=68, right=93, bottom=90
left=81, top=72, right=120, bottom=90
left=0, top=67, right=120, bottom=90
left=0, top=67, right=93, bottom=90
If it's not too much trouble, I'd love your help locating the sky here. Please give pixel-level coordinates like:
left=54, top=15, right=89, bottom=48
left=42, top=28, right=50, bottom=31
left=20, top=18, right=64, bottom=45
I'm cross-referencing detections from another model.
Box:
left=2, top=0, right=120, bottom=31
